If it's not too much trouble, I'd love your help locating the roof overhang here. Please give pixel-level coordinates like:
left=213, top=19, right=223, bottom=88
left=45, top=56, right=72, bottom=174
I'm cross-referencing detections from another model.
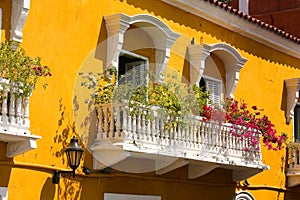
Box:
left=161, top=0, right=300, bottom=58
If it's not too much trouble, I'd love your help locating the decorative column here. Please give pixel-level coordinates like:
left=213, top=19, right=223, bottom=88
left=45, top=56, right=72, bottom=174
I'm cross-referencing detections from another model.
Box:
left=188, top=43, right=210, bottom=85
left=284, top=78, right=300, bottom=124
left=154, top=34, right=179, bottom=83
left=224, top=62, right=244, bottom=98
left=104, top=13, right=131, bottom=69
left=11, top=0, right=30, bottom=42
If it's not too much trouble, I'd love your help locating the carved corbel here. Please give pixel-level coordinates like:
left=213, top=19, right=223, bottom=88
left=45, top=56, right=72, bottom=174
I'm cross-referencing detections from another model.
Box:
left=188, top=161, right=219, bottom=179
left=6, top=137, right=37, bottom=158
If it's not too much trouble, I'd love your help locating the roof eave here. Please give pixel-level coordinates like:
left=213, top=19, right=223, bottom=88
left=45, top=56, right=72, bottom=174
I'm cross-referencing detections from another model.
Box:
left=161, top=0, right=300, bottom=59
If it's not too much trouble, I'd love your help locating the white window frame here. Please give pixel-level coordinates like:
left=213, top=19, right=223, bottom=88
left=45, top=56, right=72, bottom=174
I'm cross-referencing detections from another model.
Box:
left=188, top=43, right=247, bottom=99
left=104, top=193, right=161, bottom=200
left=119, top=49, right=149, bottom=87
left=104, top=13, right=180, bottom=83
left=202, top=75, right=223, bottom=107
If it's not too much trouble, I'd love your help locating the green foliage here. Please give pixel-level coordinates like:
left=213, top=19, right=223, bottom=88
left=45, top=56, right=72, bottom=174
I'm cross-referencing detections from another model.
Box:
left=79, top=68, right=211, bottom=129
left=192, top=84, right=211, bottom=115
left=79, top=67, right=117, bottom=105
left=0, top=41, right=51, bottom=97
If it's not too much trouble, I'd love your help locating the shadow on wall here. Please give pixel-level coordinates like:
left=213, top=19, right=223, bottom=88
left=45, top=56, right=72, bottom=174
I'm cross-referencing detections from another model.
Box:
left=0, top=0, right=12, bottom=40
left=73, top=95, right=95, bottom=168
left=95, top=18, right=107, bottom=66
left=52, top=98, right=75, bottom=165
left=40, top=178, right=55, bottom=200
left=49, top=98, right=92, bottom=199
left=0, top=142, right=12, bottom=189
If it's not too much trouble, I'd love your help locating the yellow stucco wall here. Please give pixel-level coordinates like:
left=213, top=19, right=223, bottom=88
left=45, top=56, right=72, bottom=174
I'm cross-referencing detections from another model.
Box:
left=1, top=0, right=300, bottom=199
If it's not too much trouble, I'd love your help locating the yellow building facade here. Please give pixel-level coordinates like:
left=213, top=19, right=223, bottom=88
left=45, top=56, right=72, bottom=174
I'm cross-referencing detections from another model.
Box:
left=0, top=0, right=300, bottom=199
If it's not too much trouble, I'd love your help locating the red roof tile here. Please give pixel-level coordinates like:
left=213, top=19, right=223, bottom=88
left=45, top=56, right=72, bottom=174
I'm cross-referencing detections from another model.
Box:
left=208, top=0, right=300, bottom=44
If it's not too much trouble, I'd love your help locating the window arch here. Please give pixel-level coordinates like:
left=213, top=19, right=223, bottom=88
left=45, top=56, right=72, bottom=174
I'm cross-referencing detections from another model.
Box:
left=188, top=42, right=247, bottom=101
left=104, top=13, right=180, bottom=82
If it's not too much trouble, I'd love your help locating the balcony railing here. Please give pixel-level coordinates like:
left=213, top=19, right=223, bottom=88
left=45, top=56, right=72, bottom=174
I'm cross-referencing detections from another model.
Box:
left=0, top=78, right=30, bottom=134
left=287, top=142, right=300, bottom=187
left=0, top=78, right=40, bottom=157
left=91, top=103, right=267, bottom=180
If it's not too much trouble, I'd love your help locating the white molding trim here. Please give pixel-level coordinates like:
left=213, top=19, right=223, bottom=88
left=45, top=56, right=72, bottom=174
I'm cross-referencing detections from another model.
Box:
left=11, top=0, right=30, bottom=42
left=188, top=42, right=247, bottom=98
left=0, top=187, right=8, bottom=200
left=284, top=78, right=300, bottom=124
left=161, top=0, right=300, bottom=58
left=232, top=191, right=255, bottom=200
left=104, top=193, right=161, bottom=200
left=104, top=13, right=180, bottom=82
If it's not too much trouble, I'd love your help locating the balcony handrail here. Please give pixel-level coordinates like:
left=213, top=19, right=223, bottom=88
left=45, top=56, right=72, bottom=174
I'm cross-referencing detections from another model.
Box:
left=95, top=102, right=262, bottom=165
left=0, top=78, right=30, bottom=134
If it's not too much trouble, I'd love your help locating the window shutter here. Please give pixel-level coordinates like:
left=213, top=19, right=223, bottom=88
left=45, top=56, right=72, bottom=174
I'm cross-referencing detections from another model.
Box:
left=125, top=61, right=145, bottom=86
left=206, top=79, right=221, bottom=107
left=294, top=106, right=300, bottom=141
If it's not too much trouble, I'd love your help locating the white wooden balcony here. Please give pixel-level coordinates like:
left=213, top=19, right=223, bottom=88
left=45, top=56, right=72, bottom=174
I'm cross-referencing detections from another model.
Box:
left=91, top=103, right=268, bottom=181
left=286, top=142, right=300, bottom=187
left=0, top=78, right=40, bottom=157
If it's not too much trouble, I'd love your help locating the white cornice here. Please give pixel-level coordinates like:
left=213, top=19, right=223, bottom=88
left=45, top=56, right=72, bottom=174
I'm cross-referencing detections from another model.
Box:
left=161, top=0, right=300, bottom=58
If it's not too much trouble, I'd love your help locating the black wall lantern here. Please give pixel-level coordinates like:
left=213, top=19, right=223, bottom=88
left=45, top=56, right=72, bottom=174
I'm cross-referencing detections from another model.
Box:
left=52, top=136, right=84, bottom=184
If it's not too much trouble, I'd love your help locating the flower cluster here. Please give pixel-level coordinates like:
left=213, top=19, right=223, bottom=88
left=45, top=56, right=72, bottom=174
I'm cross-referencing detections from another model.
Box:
left=224, top=98, right=286, bottom=151
left=0, top=41, right=51, bottom=96
left=80, top=67, right=287, bottom=152
left=32, top=65, right=52, bottom=77
left=199, top=98, right=287, bottom=151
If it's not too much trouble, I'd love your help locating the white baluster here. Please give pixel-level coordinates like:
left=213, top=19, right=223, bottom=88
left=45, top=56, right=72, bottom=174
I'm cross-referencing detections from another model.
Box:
left=9, top=92, right=16, bottom=125
left=127, top=107, right=133, bottom=139
left=132, top=113, right=137, bottom=141
left=104, top=106, right=108, bottom=138
left=140, top=111, right=145, bottom=141
left=2, top=88, right=8, bottom=126
left=151, top=116, right=156, bottom=142
left=122, top=105, right=127, bottom=137
left=97, top=107, right=103, bottom=139
left=136, top=110, right=141, bottom=140
left=200, top=121, right=205, bottom=146
left=16, top=96, right=22, bottom=125
left=116, top=104, right=121, bottom=138
left=109, top=105, right=114, bottom=138
left=23, top=96, right=30, bottom=129
left=192, top=121, right=197, bottom=148
left=160, top=117, right=165, bottom=145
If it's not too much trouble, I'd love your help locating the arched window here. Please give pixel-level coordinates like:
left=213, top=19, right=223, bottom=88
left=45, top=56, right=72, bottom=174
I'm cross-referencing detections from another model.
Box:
left=188, top=42, right=247, bottom=105
left=104, top=13, right=180, bottom=83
